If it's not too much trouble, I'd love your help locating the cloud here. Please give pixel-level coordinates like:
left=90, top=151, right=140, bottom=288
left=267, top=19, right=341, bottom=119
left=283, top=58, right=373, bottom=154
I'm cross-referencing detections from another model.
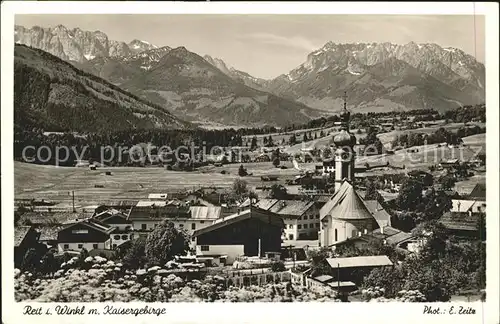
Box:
left=243, top=32, right=320, bottom=52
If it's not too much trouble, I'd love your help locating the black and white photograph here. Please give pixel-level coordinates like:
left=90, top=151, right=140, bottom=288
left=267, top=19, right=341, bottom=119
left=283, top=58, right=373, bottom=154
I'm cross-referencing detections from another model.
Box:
left=2, top=2, right=499, bottom=323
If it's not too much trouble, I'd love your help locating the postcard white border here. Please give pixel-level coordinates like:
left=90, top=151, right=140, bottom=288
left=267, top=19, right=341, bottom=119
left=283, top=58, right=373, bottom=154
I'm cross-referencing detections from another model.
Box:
left=2, top=2, right=499, bottom=324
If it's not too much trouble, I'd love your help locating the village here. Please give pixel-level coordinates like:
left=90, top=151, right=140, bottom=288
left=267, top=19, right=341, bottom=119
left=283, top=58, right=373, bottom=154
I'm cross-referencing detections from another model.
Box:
left=14, top=101, right=487, bottom=303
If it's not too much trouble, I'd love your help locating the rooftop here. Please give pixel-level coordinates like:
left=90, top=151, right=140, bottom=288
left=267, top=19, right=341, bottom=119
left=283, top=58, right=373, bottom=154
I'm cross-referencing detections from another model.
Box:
left=440, top=212, right=483, bottom=231
left=189, top=206, right=221, bottom=220
left=14, top=226, right=33, bottom=247
left=192, top=207, right=284, bottom=237
left=320, top=181, right=374, bottom=221
left=326, top=255, right=393, bottom=269
left=467, top=183, right=486, bottom=200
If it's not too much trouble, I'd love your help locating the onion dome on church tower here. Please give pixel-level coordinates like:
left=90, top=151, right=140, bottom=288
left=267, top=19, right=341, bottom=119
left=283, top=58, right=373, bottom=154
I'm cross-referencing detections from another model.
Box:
left=333, top=91, right=357, bottom=147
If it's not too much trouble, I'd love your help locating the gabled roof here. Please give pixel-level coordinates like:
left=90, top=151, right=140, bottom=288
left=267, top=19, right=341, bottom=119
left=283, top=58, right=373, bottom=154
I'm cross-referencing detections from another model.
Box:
left=38, top=226, right=63, bottom=241
left=94, top=209, right=130, bottom=223
left=192, top=207, right=284, bottom=237
left=61, top=218, right=114, bottom=235
left=440, top=212, right=482, bottom=231
left=363, top=200, right=392, bottom=227
left=189, top=206, right=221, bottom=220
left=467, top=183, right=486, bottom=200
left=14, top=226, right=34, bottom=247
left=451, top=199, right=486, bottom=213
left=254, top=199, right=279, bottom=211
left=268, top=200, right=315, bottom=217
left=325, top=255, right=393, bottom=269
left=320, top=181, right=373, bottom=221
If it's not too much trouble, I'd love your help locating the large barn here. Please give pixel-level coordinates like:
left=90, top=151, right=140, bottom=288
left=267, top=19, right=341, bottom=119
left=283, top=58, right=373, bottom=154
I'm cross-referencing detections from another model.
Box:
left=192, top=207, right=284, bottom=263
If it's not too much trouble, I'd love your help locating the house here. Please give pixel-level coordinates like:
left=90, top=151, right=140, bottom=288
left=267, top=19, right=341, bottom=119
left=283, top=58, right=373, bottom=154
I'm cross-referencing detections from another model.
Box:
left=307, top=275, right=357, bottom=293
left=127, top=202, right=220, bottom=242
left=331, top=226, right=419, bottom=253
left=255, top=154, right=271, bottom=162
left=439, top=212, right=485, bottom=239
left=14, top=225, right=40, bottom=267
left=148, top=193, right=169, bottom=200
left=451, top=199, right=486, bottom=214
left=57, top=218, right=114, bottom=253
left=192, top=207, right=284, bottom=264
left=321, top=255, right=393, bottom=285
left=93, top=209, right=134, bottom=249
left=439, top=159, right=460, bottom=169
left=322, top=159, right=335, bottom=175
left=319, top=180, right=392, bottom=247
left=467, top=183, right=486, bottom=201
left=255, top=199, right=320, bottom=240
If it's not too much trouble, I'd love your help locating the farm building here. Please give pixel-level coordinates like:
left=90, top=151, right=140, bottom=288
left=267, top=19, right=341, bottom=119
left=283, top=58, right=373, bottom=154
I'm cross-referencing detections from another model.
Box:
left=451, top=199, right=486, bottom=214
left=320, top=255, right=393, bottom=285
left=148, top=193, right=169, bottom=200
left=331, top=226, right=419, bottom=254
left=127, top=203, right=221, bottom=242
left=439, top=159, right=460, bottom=169
left=57, top=218, right=114, bottom=253
left=93, top=209, right=134, bottom=248
left=255, top=199, right=320, bottom=240
left=439, top=212, right=485, bottom=239
left=192, top=207, right=284, bottom=264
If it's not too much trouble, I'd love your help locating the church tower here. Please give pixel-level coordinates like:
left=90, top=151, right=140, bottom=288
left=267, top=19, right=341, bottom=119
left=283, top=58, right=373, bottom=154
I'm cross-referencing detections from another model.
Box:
left=333, top=92, right=356, bottom=191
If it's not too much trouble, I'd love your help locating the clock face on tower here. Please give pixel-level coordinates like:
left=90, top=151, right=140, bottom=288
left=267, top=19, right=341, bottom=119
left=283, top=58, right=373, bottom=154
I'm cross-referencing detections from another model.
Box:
left=341, top=152, right=350, bottom=160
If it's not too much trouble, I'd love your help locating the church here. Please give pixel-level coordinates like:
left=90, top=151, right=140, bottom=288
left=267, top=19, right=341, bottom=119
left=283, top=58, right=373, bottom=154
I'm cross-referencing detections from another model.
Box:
left=318, top=94, right=391, bottom=247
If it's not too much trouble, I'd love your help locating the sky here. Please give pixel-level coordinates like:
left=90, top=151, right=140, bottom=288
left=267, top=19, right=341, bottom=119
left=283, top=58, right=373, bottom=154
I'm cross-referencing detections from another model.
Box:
left=15, top=14, right=485, bottom=79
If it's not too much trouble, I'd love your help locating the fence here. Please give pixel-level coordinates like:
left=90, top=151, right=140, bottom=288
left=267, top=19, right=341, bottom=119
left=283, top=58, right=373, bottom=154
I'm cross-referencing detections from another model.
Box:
left=222, top=270, right=292, bottom=288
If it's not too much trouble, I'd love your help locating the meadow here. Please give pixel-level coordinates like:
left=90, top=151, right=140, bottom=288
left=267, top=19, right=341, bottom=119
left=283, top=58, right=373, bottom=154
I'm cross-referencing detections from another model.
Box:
left=14, top=129, right=486, bottom=209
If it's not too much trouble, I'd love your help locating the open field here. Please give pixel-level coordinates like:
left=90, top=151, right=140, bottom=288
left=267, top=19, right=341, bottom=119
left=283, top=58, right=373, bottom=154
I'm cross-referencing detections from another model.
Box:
left=14, top=129, right=486, bottom=208
left=14, top=161, right=313, bottom=207
left=377, top=122, right=485, bottom=147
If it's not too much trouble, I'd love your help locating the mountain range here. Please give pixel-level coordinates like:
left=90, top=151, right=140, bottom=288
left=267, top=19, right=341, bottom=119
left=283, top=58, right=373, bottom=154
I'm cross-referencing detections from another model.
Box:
left=14, top=44, right=189, bottom=132
left=14, top=24, right=486, bottom=128
left=265, top=41, right=485, bottom=112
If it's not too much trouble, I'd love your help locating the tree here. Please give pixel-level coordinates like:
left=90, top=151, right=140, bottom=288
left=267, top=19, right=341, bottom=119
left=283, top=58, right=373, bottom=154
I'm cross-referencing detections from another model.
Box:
left=238, top=164, right=248, bottom=177
left=250, top=136, right=258, bottom=150
left=270, top=261, right=286, bottom=272
left=396, top=178, right=423, bottom=211
left=269, top=184, right=288, bottom=199
left=289, top=134, right=297, bottom=145
left=121, top=238, right=147, bottom=270
left=308, top=247, right=332, bottom=277
left=77, top=248, right=90, bottom=268
left=364, top=180, right=379, bottom=200
left=233, top=178, right=248, bottom=196
left=363, top=266, right=405, bottom=298
left=21, top=248, right=41, bottom=273
left=273, top=158, right=280, bottom=168
left=145, top=221, right=190, bottom=267
left=267, top=135, right=274, bottom=147
left=39, top=251, right=59, bottom=275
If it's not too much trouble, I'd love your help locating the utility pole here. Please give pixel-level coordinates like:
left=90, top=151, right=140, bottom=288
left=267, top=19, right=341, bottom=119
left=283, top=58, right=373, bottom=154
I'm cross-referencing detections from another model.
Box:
left=72, top=191, right=76, bottom=213
left=337, top=263, right=340, bottom=291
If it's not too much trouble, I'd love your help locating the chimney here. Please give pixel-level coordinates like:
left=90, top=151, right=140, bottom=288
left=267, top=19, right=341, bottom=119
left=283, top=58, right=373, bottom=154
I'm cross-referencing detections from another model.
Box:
left=381, top=226, right=384, bottom=235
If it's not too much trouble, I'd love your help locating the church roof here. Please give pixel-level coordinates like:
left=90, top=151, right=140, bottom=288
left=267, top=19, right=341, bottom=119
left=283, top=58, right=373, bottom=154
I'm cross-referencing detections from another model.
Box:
left=320, top=181, right=374, bottom=221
